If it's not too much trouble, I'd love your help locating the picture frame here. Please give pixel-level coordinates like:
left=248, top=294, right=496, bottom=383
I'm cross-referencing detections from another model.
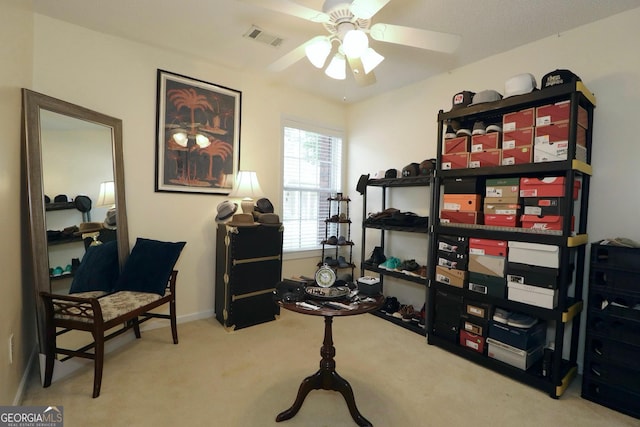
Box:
left=155, top=69, right=241, bottom=194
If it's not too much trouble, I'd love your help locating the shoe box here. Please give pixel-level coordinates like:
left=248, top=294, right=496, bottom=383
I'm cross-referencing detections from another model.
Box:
left=357, top=276, right=381, bottom=296
left=441, top=152, right=469, bottom=170
left=437, top=235, right=469, bottom=270
left=443, top=177, right=484, bottom=194
left=488, top=319, right=546, bottom=350
left=502, top=128, right=534, bottom=149
left=506, top=262, right=560, bottom=290
left=471, top=133, right=500, bottom=152
left=484, top=179, right=520, bottom=226
left=443, top=136, right=470, bottom=154
left=433, top=289, right=464, bottom=342
left=469, top=238, right=508, bottom=257
left=534, top=122, right=587, bottom=163
left=502, top=146, right=533, bottom=166
left=437, top=250, right=468, bottom=270
left=519, top=176, right=581, bottom=199
left=520, top=214, right=572, bottom=232
left=435, top=265, right=467, bottom=288
left=483, top=201, right=521, bottom=215
left=507, top=281, right=559, bottom=309
left=469, top=253, right=506, bottom=278
left=487, top=338, right=544, bottom=370
left=523, top=197, right=566, bottom=216
left=443, top=194, right=482, bottom=211
left=459, top=299, right=492, bottom=353
left=484, top=213, right=519, bottom=227
left=535, top=100, right=589, bottom=129
left=503, top=108, right=535, bottom=132
left=485, top=178, right=519, bottom=200
left=469, top=148, right=501, bottom=168
left=465, top=299, right=492, bottom=321
left=468, top=272, right=507, bottom=298
left=459, top=329, right=486, bottom=354
left=508, top=241, right=559, bottom=268
left=461, top=313, right=489, bottom=336
left=440, top=210, right=483, bottom=225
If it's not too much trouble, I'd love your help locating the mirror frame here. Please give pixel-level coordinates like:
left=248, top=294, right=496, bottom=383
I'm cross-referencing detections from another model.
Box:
left=22, top=89, right=129, bottom=353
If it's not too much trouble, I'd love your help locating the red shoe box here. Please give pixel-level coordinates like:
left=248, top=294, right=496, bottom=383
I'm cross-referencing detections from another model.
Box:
left=502, top=128, right=534, bottom=149
left=520, top=177, right=580, bottom=199
left=484, top=214, right=520, bottom=227
left=501, top=146, right=532, bottom=166
left=521, top=215, right=573, bottom=232
left=471, top=133, right=500, bottom=152
left=441, top=152, right=469, bottom=170
left=535, top=122, right=586, bottom=147
left=440, top=210, right=483, bottom=225
left=443, top=136, right=469, bottom=154
left=523, top=197, right=566, bottom=216
left=503, top=108, right=535, bottom=131
left=443, top=194, right=482, bottom=211
left=484, top=202, right=521, bottom=215
left=459, top=330, right=486, bottom=354
left=469, top=238, right=508, bottom=256
left=469, top=149, right=501, bottom=168
left=536, top=101, right=589, bottom=129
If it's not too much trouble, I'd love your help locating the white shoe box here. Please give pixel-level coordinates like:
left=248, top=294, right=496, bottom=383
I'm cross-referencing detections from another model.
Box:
left=487, top=337, right=543, bottom=370
left=507, top=281, right=558, bottom=309
left=507, top=241, right=559, bottom=268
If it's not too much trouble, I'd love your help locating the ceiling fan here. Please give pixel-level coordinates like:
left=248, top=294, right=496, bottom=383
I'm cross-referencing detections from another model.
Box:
left=241, top=0, right=461, bottom=86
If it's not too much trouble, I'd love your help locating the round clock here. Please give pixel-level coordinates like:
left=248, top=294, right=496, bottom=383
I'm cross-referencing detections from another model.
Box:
left=315, top=264, right=337, bottom=288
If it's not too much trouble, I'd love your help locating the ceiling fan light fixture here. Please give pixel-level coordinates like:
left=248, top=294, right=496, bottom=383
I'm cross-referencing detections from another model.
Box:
left=361, top=47, right=384, bottom=74
left=305, top=36, right=332, bottom=68
left=325, top=53, right=346, bottom=80
left=342, top=29, right=369, bottom=58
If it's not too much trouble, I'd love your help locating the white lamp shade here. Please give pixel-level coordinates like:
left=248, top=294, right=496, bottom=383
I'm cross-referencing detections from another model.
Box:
left=361, top=47, right=384, bottom=74
left=325, top=53, right=346, bottom=80
left=96, top=181, right=115, bottom=207
left=229, top=171, right=264, bottom=213
left=305, top=36, right=332, bottom=68
left=342, top=29, right=368, bottom=58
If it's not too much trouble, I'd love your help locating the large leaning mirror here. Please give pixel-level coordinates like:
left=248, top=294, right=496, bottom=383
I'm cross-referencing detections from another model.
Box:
left=23, top=89, right=129, bottom=355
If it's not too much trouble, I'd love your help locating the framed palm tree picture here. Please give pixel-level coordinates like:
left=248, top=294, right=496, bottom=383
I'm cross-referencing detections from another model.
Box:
left=155, top=69, right=241, bottom=194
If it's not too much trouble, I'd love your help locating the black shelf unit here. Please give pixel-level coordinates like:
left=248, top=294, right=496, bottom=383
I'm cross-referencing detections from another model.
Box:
left=360, top=175, right=432, bottom=336
left=320, top=196, right=355, bottom=276
left=581, top=242, right=640, bottom=419
left=427, top=81, right=595, bottom=398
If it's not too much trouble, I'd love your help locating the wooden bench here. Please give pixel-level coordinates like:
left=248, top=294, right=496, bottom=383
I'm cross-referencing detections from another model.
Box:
left=39, top=270, right=179, bottom=398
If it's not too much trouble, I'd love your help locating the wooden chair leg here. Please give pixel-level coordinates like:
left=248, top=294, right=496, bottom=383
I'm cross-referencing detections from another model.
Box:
left=132, top=317, right=141, bottom=339
left=92, top=332, right=105, bottom=398
left=170, top=297, right=178, bottom=344
left=43, top=321, right=56, bottom=388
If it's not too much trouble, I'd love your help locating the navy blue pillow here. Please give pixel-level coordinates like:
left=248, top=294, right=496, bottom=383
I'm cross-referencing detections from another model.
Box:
left=69, top=241, right=119, bottom=293
left=113, top=238, right=186, bottom=295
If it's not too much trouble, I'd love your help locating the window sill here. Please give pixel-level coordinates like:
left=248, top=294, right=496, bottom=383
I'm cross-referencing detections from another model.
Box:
left=283, top=248, right=322, bottom=261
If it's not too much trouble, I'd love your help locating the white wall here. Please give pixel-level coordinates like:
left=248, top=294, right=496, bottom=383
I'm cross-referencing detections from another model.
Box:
left=32, top=14, right=347, bottom=322
left=347, top=8, right=640, bottom=366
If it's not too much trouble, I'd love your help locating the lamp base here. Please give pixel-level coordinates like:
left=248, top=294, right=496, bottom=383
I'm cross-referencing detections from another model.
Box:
left=240, top=199, right=254, bottom=214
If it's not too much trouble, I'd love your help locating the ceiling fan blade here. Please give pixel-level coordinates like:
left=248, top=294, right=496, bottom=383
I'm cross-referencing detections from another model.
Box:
left=350, top=0, right=391, bottom=19
left=369, top=23, right=461, bottom=53
left=347, top=56, right=376, bottom=86
left=238, top=0, right=329, bottom=23
left=267, top=39, right=312, bottom=72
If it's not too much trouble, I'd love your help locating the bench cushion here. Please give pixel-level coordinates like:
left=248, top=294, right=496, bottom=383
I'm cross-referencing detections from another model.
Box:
left=54, top=291, right=167, bottom=323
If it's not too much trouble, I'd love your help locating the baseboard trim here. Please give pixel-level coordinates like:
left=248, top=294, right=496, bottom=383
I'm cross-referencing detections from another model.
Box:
left=13, top=345, right=38, bottom=405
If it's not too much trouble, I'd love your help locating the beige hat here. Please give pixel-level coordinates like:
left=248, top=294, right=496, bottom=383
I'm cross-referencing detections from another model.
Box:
left=74, top=222, right=104, bottom=235
left=227, top=213, right=259, bottom=227
left=257, top=213, right=281, bottom=226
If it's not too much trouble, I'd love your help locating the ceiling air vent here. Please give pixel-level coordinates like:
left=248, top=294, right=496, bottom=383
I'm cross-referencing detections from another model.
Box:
left=243, top=25, right=284, bottom=48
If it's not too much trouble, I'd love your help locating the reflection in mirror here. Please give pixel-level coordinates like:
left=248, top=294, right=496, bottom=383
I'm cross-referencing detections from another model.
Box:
left=22, top=89, right=129, bottom=356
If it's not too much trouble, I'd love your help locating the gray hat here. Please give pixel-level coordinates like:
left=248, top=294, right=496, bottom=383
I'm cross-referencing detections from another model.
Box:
left=215, top=200, right=238, bottom=222
left=469, top=90, right=503, bottom=106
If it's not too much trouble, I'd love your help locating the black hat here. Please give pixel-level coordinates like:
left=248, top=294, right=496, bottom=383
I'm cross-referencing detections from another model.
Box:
left=356, top=174, right=369, bottom=195
left=541, top=69, right=581, bottom=89
left=384, top=169, right=398, bottom=179
left=74, top=195, right=92, bottom=213
left=255, top=198, right=274, bottom=214
left=401, top=163, right=420, bottom=177
left=54, top=194, right=69, bottom=203
left=419, top=159, right=436, bottom=176
left=450, top=91, right=475, bottom=110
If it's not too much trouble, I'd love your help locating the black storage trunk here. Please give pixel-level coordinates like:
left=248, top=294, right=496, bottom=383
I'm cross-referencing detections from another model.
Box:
left=215, top=224, right=282, bottom=330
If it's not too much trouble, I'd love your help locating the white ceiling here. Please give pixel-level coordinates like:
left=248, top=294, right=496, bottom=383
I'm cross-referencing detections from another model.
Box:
left=32, top=0, right=640, bottom=104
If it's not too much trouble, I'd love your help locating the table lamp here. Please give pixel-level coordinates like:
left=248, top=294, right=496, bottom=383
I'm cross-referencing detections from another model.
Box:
left=229, top=171, right=263, bottom=213
left=97, top=180, right=116, bottom=227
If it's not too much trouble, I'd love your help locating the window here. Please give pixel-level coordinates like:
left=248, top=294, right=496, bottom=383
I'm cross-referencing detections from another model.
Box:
left=282, top=120, right=343, bottom=252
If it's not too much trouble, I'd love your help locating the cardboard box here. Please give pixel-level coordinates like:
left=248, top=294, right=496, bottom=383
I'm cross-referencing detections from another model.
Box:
left=443, top=136, right=469, bottom=154
left=484, top=196, right=520, bottom=205
left=459, top=330, right=486, bottom=354
left=523, top=197, right=566, bottom=216
left=535, top=101, right=589, bottom=129
left=443, top=194, right=482, bottom=211
left=485, top=177, right=519, bottom=199
left=465, top=300, right=492, bottom=320
left=506, top=262, right=560, bottom=290
left=469, top=149, right=501, bottom=168
left=469, top=254, right=506, bottom=277
left=437, top=235, right=469, bottom=253
left=487, top=338, right=544, bottom=370
left=468, top=272, right=507, bottom=298
left=508, top=281, right=559, bottom=309
left=488, top=320, right=546, bottom=350
left=534, top=140, right=587, bottom=163
left=519, top=176, right=580, bottom=199
left=469, top=238, right=508, bottom=257
left=503, top=108, right=535, bottom=131
left=443, top=177, right=483, bottom=194
left=484, top=202, right=521, bottom=215
left=440, top=210, right=483, bottom=225
left=437, top=250, right=468, bottom=270
left=441, top=152, right=469, bottom=170
left=508, top=241, right=559, bottom=268
left=435, top=265, right=467, bottom=288
left=471, top=133, right=500, bottom=152
left=461, top=314, right=489, bottom=336
left=484, top=213, right=520, bottom=227
left=521, top=214, right=570, bottom=232
left=502, top=128, right=534, bottom=149
left=502, top=146, right=532, bottom=165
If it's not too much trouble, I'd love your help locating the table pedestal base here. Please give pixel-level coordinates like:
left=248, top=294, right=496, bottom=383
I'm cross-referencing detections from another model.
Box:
left=276, top=316, right=372, bottom=427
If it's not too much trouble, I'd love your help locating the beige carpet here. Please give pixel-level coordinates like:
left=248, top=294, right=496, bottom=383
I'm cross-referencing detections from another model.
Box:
left=21, top=311, right=637, bottom=427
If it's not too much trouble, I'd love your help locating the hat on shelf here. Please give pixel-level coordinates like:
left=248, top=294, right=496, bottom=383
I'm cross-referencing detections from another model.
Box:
left=402, top=163, right=420, bottom=177
left=450, top=90, right=475, bottom=110
left=74, top=222, right=104, bottom=236
left=541, top=69, right=581, bottom=89
left=74, top=195, right=92, bottom=213
left=215, top=200, right=238, bottom=222
left=257, top=213, right=281, bottom=226
left=54, top=194, right=70, bottom=203
left=356, top=174, right=370, bottom=195
left=469, top=90, right=503, bottom=106
left=255, top=198, right=274, bottom=214
left=504, top=73, right=537, bottom=98
left=227, top=213, right=259, bottom=227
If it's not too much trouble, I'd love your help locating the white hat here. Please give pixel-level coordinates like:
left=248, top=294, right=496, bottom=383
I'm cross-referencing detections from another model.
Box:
left=504, top=73, right=537, bottom=98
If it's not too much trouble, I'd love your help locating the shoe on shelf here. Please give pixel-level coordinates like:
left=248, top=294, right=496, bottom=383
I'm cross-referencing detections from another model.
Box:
left=472, top=120, right=487, bottom=135
left=493, top=307, right=511, bottom=324
left=337, top=235, right=347, bottom=245
left=62, top=264, right=72, bottom=275
left=365, top=246, right=386, bottom=265
left=486, top=123, right=502, bottom=133
left=456, top=127, right=471, bottom=137
left=337, top=256, right=349, bottom=268
left=401, top=305, right=415, bottom=322
left=379, top=257, right=401, bottom=271
left=381, top=296, right=399, bottom=314
left=51, top=266, right=63, bottom=277
left=399, top=259, right=419, bottom=273
left=507, top=312, right=538, bottom=329
left=324, top=256, right=338, bottom=266
left=326, top=235, right=338, bottom=245
left=444, top=125, right=457, bottom=139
